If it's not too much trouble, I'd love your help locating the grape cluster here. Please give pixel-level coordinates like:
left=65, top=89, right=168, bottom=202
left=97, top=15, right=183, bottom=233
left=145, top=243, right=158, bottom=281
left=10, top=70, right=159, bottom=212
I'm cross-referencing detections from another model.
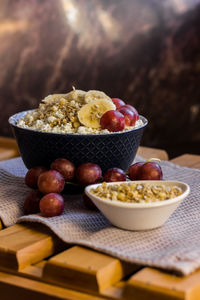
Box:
left=100, top=99, right=139, bottom=132
left=23, top=158, right=163, bottom=218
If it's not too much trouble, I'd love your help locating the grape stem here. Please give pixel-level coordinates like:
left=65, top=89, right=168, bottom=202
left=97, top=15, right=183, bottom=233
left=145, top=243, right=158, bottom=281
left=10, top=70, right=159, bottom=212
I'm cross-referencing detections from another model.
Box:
left=145, top=158, right=161, bottom=163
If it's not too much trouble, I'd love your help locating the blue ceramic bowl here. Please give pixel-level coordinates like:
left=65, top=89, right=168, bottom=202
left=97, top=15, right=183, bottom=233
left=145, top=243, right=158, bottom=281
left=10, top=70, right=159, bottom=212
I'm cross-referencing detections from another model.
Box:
left=9, top=110, right=148, bottom=171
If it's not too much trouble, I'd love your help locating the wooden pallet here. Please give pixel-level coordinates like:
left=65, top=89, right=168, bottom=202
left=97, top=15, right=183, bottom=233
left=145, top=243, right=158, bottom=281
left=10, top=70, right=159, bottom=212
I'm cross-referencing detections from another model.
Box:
left=0, top=144, right=200, bottom=299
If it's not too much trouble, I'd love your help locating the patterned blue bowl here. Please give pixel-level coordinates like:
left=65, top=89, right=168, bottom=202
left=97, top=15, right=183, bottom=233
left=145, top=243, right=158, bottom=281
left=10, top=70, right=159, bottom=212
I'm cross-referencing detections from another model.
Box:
left=9, top=110, right=148, bottom=172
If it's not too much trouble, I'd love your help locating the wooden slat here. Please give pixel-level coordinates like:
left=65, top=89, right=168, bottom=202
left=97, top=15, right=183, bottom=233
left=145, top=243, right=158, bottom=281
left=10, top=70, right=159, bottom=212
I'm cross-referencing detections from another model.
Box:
left=0, top=270, right=104, bottom=300
left=0, top=258, right=129, bottom=299
left=124, top=267, right=200, bottom=300
left=0, top=137, right=19, bottom=161
left=137, top=146, right=169, bottom=161
left=0, top=223, right=65, bottom=270
left=171, top=154, right=200, bottom=169
left=20, top=261, right=46, bottom=278
left=101, top=281, right=126, bottom=299
left=43, top=246, right=139, bottom=293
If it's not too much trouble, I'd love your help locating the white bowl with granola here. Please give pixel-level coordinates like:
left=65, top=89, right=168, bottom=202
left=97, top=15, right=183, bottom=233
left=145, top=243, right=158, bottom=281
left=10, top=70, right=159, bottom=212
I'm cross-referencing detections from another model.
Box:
left=85, top=181, right=190, bottom=230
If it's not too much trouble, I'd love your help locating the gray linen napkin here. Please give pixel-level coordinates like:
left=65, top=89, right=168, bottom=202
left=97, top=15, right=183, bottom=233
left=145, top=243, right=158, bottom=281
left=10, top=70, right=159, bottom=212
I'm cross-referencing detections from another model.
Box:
left=0, top=156, right=200, bottom=275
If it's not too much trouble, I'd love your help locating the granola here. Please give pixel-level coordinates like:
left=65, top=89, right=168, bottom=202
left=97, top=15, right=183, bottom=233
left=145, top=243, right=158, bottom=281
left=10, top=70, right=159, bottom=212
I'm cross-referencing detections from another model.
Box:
left=90, top=182, right=183, bottom=203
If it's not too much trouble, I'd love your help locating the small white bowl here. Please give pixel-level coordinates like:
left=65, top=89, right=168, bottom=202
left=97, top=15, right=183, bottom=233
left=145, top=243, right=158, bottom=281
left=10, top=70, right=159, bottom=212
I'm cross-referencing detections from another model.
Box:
left=85, top=181, right=190, bottom=231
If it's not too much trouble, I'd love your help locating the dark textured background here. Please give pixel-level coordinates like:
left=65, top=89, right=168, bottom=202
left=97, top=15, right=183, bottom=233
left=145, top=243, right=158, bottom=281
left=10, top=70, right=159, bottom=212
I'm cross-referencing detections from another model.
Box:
left=0, top=0, right=200, bottom=158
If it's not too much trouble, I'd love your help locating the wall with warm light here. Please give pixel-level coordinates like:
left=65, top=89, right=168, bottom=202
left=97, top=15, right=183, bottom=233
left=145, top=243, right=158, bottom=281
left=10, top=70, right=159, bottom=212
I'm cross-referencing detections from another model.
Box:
left=0, top=0, right=200, bottom=157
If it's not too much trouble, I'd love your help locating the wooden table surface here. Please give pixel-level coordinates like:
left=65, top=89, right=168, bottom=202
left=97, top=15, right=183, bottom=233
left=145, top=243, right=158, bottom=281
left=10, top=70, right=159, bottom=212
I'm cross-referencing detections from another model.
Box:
left=0, top=138, right=200, bottom=300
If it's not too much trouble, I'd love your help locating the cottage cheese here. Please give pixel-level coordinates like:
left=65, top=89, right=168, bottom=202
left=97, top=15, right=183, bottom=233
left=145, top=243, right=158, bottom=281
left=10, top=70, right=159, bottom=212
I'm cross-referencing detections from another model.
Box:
left=17, top=89, right=144, bottom=134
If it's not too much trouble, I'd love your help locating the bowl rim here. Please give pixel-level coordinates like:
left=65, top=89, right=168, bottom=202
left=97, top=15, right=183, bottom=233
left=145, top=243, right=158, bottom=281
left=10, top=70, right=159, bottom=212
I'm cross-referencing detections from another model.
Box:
left=8, top=109, right=148, bottom=137
left=85, top=180, right=190, bottom=208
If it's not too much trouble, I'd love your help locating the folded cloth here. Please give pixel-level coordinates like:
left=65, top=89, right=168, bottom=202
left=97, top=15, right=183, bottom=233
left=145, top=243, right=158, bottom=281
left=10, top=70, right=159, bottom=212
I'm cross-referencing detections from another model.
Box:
left=0, top=156, right=200, bottom=275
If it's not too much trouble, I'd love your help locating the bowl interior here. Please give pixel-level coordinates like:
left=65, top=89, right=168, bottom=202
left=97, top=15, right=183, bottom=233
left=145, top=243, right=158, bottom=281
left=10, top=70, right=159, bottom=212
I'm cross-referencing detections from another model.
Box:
left=9, top=110, right=148, bottom=136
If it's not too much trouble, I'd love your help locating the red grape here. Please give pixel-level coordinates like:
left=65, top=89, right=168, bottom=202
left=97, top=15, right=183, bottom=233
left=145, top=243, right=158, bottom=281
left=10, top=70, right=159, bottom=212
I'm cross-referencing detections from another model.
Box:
left=104, top=168, right=126, bottom=182
left=51, top=158, right=75, bottom=181
left=100, top=110, right=125, bottom=132
left=38, top=170, right=65, bottom=194
left=24, top=190, right=43, bottom=215
left=138, top=162, right=163, bottom=180
left=117, top=107, right=136, bottom=126
left=128, top=162, right=144, bottom=180
left=25, top=166, right=47, bottom=189
left=111, top=98, right=125, bottom=109
left=76, top=163, right=102, bottom=186
left=120, top=105, right=139, bottom=120
left=40, top=193, right=64, bottom=217
left=82, top=192, right=98, bottom=210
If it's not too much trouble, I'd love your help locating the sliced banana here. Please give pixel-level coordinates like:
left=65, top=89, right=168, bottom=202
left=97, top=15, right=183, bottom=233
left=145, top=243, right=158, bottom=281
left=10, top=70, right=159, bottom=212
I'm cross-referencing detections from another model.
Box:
left=42, top=94, right=69, bottom=104
left=78, top=99, right=116, bottom=128
left=84, top=90, right=112, bottom=104
left=65, top=88, right=86, bottom=102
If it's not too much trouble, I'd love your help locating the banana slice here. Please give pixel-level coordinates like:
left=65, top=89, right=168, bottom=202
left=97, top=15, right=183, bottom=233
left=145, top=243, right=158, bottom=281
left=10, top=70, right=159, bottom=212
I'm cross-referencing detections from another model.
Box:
left=42, top=94, right=69, bottom=104
left=78, top=99, right=116, bottom=128
left=66, top=88, right=86, bottom=102
left=84, top=90, right=112, bottom=104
